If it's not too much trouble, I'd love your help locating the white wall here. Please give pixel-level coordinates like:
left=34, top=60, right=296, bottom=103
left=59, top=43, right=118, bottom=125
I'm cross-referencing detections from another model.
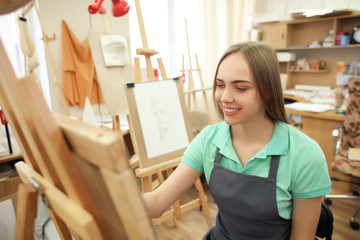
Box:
left=0, top=200, right=16, bottom=240
left=38, top=0, right=132, bottom=117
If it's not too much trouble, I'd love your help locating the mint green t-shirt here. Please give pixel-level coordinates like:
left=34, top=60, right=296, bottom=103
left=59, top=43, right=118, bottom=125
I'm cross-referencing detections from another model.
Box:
left=182, top=121, right=331, bottom=219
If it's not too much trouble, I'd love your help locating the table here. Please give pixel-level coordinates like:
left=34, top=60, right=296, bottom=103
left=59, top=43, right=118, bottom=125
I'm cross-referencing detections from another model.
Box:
left=0, top=154, right=23, bottom=212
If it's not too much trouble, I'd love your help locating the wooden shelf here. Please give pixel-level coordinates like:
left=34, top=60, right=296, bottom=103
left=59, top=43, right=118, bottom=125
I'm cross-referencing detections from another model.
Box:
left=288, top=69, right=330, bottom=73
left=0, top=153, right=22, bottom=164
left=285, top=108, right=344, bottom=122
left=0, top=0, right=31, bottom=14
left=284, top=94, right=312, bottom=103
left=260, top=13, right=360, bottom=89
left=277, top=44, right=360, bottom=51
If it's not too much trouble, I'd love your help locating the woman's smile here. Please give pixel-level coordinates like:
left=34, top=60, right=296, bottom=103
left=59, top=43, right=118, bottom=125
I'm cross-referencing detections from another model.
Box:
left=223, top=107, right=241, bottom=116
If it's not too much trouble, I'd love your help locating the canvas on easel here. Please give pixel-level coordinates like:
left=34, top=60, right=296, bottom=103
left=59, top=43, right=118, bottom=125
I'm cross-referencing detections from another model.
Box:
left=125, top=79, right=193, bottom=168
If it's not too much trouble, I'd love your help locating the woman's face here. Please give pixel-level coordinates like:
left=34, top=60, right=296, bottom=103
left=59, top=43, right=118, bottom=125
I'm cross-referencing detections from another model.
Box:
left=214, top=53, right=266, bottom=126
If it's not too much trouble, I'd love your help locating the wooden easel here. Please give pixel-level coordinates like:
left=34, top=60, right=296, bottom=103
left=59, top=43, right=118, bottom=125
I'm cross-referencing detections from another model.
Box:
left=0, top=33, right=157, bottom=238
left=181, top=18, right=212, bottom=124
left=89, top=11, right=137, bottom=165
left=130, top=0, right=212, bottom=228
left=21, top=0, right=69, bottom=116
left=132, top=0, right=168, bottom=82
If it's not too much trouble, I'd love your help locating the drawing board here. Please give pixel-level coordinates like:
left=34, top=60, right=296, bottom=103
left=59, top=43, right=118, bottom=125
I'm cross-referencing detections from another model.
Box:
left=125, top=79, right=193, bottom=168
left=88, top=30, right=133, bottom=116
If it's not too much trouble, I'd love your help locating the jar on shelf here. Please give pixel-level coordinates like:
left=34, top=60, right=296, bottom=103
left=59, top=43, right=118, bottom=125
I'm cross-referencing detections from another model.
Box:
left=322, top=30, right=334, bottom=47
left=335, top=32, right=349, bottom=46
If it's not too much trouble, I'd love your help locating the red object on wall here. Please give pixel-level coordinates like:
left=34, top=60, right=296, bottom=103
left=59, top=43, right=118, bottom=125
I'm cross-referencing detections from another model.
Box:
left=88, top=0, right=106, bottom=14
left=0, top=110, right=7, bottom=125
left=111, top=0, right=130, bottom=17
left=88, top=0, right=130, bottom=17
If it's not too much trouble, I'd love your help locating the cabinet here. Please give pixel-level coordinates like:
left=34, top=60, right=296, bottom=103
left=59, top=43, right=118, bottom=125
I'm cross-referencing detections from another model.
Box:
left=0, top=154, right=23, bottom=211
left=260, top=22, right=287, bottom=49
left=260, top=12, right=360, bottom=50
left=258, top=12, right=360, bottom=89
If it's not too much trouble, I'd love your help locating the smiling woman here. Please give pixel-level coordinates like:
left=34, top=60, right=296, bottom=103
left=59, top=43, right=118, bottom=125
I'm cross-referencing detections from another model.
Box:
left=215, top=53, right=262, bottom=126
left=213, top=41, right=287, bottom=124
left=142, top=41, right=332, bottom=240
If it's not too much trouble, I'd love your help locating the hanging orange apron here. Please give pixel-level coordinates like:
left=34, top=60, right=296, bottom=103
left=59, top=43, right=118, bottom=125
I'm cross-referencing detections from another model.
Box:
left=62, top=20, right=105, bottom=107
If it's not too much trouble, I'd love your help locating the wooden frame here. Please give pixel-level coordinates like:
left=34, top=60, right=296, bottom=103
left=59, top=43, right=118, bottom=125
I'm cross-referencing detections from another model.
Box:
left=125, top=79, right=193, bottom=168
left=0, top=37, right=157, bottom=239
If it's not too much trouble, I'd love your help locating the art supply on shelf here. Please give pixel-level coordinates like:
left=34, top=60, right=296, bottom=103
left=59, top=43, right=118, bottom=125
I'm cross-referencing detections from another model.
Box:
left=335, top=32, right=349, bottom=46
left=322, top=30, right=334, bottom=47
left=335, top=86, right=344, bottom=109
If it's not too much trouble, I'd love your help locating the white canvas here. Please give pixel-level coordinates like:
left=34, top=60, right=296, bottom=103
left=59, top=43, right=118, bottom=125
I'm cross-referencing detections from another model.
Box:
left=133, top=80, right=189, bottom=158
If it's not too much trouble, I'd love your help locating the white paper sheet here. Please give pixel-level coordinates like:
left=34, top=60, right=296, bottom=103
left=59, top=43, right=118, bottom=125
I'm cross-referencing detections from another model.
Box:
left=285, top=102, right=334, bottom=113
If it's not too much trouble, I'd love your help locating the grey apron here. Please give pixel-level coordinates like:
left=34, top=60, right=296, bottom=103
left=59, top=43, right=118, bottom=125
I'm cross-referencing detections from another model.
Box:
left=203, top=148, right=291, bottom=240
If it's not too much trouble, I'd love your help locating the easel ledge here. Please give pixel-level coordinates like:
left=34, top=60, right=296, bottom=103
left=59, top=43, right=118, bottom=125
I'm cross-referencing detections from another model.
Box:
left=135, top=157, right=181, bottom=177
left=184, top=86, right=212, bottom=94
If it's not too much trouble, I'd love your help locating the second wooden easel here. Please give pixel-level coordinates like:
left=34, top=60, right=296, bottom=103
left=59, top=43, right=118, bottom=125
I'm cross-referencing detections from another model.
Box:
left=21, top=0, right=69, bottom=116
left=130, top=0, right=212, bottom=229
left=181, top=18, right=212, bottom=124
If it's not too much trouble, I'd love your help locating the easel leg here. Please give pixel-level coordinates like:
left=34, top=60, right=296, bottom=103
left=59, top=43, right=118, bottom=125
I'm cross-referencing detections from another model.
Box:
left=194, top=178, right=212, bottom=229
left=15, top=184, right=37, bottom=240
left=141, top=175, right=153, bottom=193
left=134, top=57, right=142, bottom=83
left=158, top=170, right=179, bottom=227
left=112, top=115, right=121, bottom=132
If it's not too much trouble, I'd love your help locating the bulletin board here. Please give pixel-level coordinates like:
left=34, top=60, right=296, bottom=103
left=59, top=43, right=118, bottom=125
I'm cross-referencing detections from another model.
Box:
left=125, top=79, right=193, bottom=168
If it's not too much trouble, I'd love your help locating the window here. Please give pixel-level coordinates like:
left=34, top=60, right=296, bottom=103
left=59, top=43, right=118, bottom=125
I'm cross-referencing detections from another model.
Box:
left=128, top=0, right=204, bottom=81
left=0, top=7, right=52, bottom=109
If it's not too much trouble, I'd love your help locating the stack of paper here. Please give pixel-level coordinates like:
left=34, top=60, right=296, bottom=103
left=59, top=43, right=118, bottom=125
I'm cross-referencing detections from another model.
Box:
left=277, top=52, right=296, bottom=62
left=294, top=85, right=331, bottom=91
left=285, top=102, right=334, bottom=113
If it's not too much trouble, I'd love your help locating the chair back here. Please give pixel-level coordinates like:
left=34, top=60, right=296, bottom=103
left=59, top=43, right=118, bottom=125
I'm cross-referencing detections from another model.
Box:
left=339, top=77, right=360, bottom=154
left=331, top=77, right=360, bottom=177
left=316, top=202, right=334, bottom=240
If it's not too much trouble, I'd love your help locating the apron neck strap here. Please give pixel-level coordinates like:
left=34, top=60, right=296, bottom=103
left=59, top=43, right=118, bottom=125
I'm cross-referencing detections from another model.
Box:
left=215, top=148, right=280, bottom=180
left=215, top=148, right=222, bottom=163
left=268, top=155, right=280, bottom=180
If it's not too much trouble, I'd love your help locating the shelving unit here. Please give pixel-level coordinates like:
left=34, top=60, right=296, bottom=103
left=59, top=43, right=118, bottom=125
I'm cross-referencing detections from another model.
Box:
left=258, top=13, right=360, bottom=192
left=258, top=12, right=360, bottom=89
left=260, top=12, right=360, bottom=49
left=278, top=44, right=360, bottom=51
left=288, top=69, right=330, bottom=73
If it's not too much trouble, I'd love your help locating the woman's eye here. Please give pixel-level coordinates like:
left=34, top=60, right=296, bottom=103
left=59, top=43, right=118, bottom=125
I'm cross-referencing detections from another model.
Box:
left=236, top=87, right=247, bottom=92
left=216, top=83, right=224, bottom=88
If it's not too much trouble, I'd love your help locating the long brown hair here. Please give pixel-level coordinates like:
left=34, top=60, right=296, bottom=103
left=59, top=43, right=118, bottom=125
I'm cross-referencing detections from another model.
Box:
left=213, top=41, right=288, bottom=123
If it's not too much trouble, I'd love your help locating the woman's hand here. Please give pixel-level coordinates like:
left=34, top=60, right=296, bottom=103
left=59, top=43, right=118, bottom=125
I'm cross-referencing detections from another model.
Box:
left=143, top=162, right=202, bottom=218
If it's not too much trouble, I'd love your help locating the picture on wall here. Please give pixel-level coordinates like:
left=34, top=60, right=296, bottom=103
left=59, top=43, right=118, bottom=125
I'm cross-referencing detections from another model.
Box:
left=126, top=79, right=192, bottom=168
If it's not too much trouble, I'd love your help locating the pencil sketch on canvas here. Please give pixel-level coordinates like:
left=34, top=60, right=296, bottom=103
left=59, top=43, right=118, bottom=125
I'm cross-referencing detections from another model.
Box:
left=133, top=80, right=189, bottom=158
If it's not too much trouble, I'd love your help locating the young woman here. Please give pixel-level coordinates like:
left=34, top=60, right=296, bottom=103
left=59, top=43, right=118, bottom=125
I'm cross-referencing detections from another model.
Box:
left=144, top=41, right=331, bottom=239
